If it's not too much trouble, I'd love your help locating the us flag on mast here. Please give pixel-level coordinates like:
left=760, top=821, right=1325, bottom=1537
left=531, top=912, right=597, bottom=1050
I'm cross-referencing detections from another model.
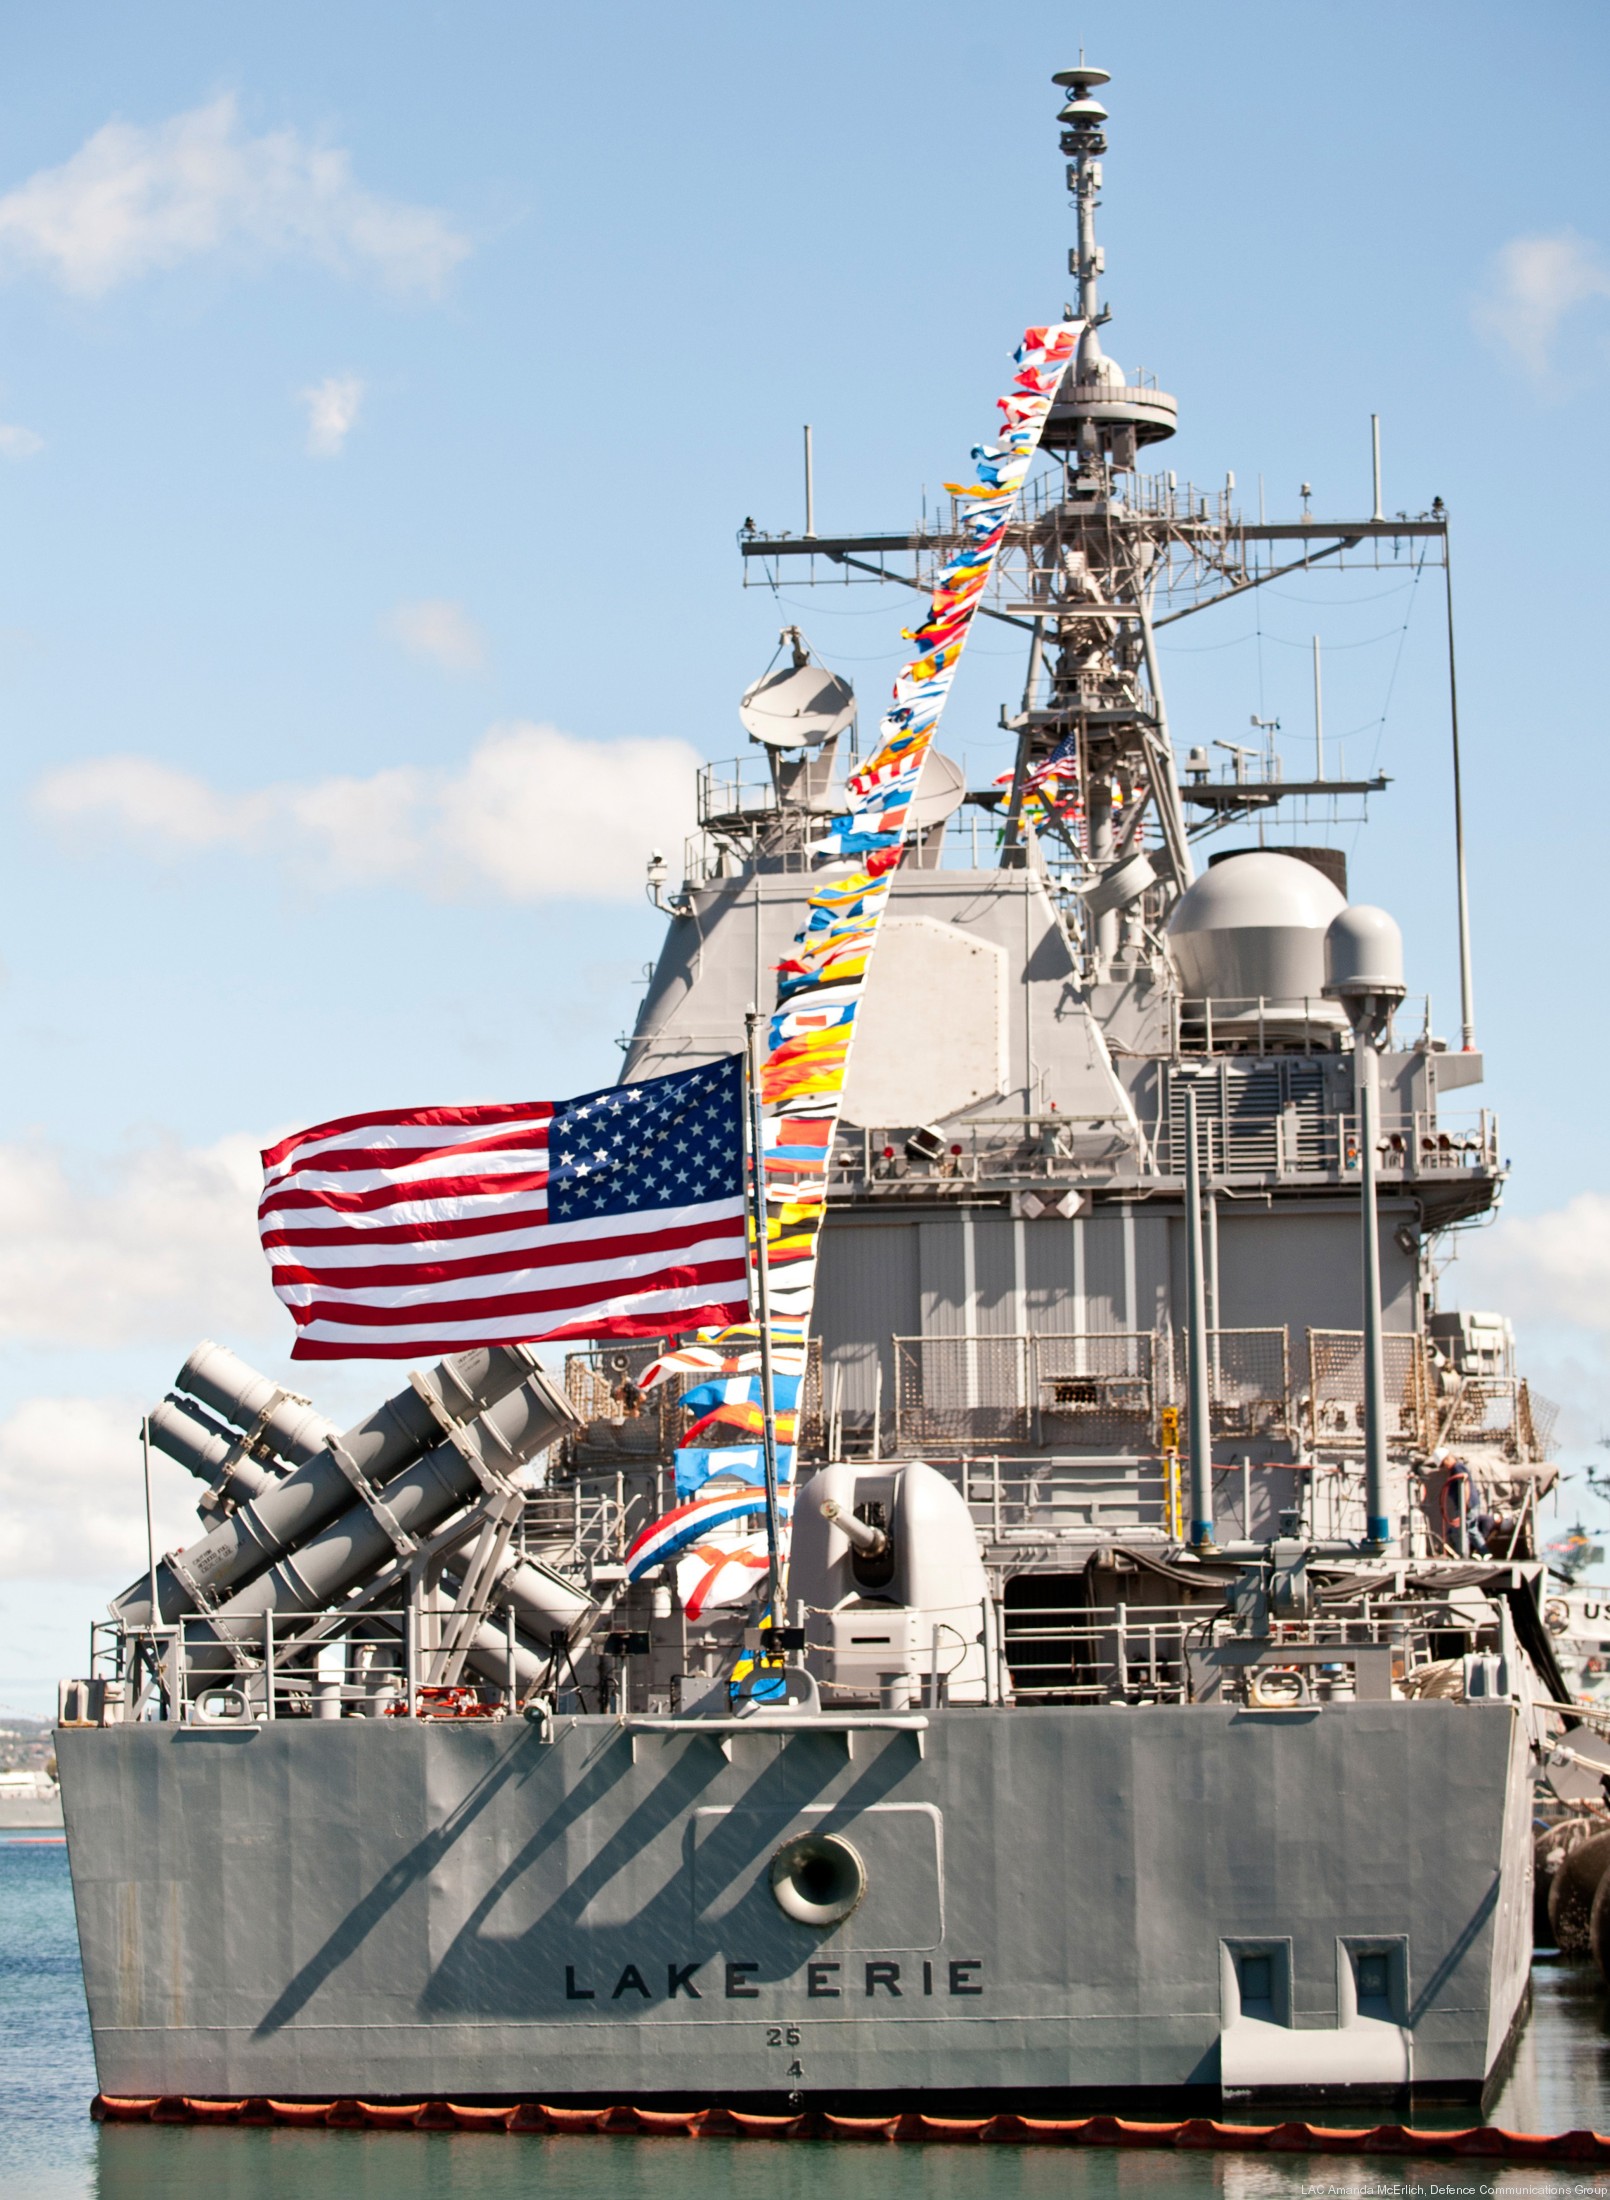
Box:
left=259, top=1057, right=750, bottom=1360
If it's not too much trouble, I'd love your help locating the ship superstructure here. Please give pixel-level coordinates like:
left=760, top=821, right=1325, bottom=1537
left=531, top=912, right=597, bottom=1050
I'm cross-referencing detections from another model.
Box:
left=626, top=62, right=1542, bottom=1585
left=57, top=66, right=1569, bottom=2117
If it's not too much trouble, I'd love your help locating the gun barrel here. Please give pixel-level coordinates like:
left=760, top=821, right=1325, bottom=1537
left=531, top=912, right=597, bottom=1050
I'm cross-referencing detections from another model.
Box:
left=822, top=1497, right=888, bottom=1557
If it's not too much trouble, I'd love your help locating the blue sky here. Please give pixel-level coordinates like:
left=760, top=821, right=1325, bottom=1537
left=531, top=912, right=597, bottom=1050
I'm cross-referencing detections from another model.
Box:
left=1, top=0, right=1606, bottom=1710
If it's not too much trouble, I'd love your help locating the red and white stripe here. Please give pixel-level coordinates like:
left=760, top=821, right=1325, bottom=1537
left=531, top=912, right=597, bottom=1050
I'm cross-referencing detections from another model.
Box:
left=259, top=1099, right=750, bottom=1362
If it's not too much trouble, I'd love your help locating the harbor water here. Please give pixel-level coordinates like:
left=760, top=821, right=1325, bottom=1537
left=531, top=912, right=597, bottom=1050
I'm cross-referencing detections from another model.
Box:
left=6, top=1836, right=1610, bottom=2200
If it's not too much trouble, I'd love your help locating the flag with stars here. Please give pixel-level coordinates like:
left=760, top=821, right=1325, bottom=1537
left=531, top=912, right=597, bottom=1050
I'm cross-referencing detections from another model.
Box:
left=258, top=1058, right=750, bottom=1360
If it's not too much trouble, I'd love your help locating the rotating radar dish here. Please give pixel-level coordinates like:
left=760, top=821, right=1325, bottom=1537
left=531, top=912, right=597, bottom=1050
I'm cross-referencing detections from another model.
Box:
left=739, top=663, right=856, bottom=749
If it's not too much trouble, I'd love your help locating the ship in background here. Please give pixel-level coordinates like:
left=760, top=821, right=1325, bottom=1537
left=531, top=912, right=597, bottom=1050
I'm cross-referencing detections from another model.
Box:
left=57, top=65, right=1576, bottom=2117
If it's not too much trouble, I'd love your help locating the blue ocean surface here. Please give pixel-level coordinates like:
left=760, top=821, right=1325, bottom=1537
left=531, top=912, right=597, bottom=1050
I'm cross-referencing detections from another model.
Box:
left=5, top=1832, right=1610, bottom=2198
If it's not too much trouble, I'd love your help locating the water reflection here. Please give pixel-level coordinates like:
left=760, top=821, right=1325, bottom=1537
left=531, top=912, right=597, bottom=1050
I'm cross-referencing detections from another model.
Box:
left=1491, top=1955, right=1610, bottom=2137
left=88, top=2122, right=1610, bottom=2200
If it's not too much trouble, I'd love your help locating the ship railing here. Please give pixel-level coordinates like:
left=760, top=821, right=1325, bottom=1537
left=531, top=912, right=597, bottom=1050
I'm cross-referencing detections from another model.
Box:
left=560, top=1339, right=825, bottom=1473
left=945, top=1448, right=1304, bottom=1546
left=1430, top=1373, right=1560, bottom=1466
left=1011, top=463, right=1224, bottom=533
left=894, top=1332, right=1160, bottom=1454
left=77, top=1600, right=559, bottom=1727
left=518, top=1481, right=643, bottom=1575
left=1005, top=1598, right=1193, bottom=1705
left=1332, top=1108, right=1501, bottom=1179
left=1171, top=993, right=1347, bottom=1060
left=1173, top=993, right=1361, bottom=1057
left=1308, top=1330, right=1438, bottom=1454
left=1308, top=1338, right=1558, bottom=1472
left=698, top=751, right=781, bottom=823
left=837, top=1115, right=1141, bottom=1193
left=883, top=1325, right=1552, bottom=1484
left=1157, top=1088, right=1490, bottom=1182
left=1003, top=1600, right=1440, bottom=1707
left=831, top=1101, right=1495, bottom=1195
left=1382, top=1109, right=1501, bottom=1177
left=962, top=1450, right=1480, bottom=1554
left=682, top=717, right=1055, bottom=884
left=1166, top=1328, right=1293, bottom=1441
left=1012, top=466, right=1445, bottom=565
left=678, top=782, right=1050, bottom=887
left=1183, top=1102, right=1499, bottom=1182
left=680, top=821, right=832, bottom=885
left=695, top=751, right=846, bottom=828
left=937, top=1451, right=1171, bottom=1538
left=562, top=1337, right=685, bottom=1465
left=1172, top=998, right=1469, bottom=1065
left=893, top=1329, right=1303, bottom=1461
left=786, top=459, right=1227, bottom=547
left=742, top=477, right=1443, bottom=623
left=1165, top=998, right=1470, bottom=1073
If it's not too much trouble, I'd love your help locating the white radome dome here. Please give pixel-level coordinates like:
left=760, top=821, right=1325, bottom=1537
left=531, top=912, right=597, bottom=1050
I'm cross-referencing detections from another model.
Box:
left=1167, top=852, right=1347, bottom=1008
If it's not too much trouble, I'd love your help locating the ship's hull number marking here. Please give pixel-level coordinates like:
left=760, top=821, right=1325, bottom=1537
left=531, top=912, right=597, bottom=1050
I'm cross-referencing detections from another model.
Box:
left=766, top=2026, right=802, bottom=2047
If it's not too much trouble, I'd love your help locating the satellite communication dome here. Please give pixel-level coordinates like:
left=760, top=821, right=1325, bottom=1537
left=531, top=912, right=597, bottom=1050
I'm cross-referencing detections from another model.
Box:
left=906, top=750, right=967, bottom=834
left=1166, top=849, right=1347, bottom=1011
left=1323, top=905, right=1406, bottom=1000
left=738, top=663, right=856, bottom=749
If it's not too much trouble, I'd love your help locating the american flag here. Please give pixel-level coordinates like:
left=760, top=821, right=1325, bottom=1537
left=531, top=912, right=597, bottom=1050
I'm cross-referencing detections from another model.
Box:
left=259, top=1057, right=750, bottom=1360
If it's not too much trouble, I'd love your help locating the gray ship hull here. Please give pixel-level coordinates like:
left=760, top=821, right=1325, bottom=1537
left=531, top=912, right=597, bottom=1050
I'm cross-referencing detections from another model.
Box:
left=59, top=1699, right=1533, bottom=2110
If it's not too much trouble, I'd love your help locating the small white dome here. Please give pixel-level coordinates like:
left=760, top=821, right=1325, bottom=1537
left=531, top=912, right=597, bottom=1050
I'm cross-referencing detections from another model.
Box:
left=1076, top=328, right=1126, bottom=388
left=1324, top=905, right=1405, bottom=997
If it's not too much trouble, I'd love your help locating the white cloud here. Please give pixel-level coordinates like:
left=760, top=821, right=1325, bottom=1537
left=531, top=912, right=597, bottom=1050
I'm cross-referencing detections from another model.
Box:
left=384, top=597, right=486, bottom=672
left=0, top=421, right=42, bottom=459
left=301, top=372, right=363, bottom=456
left=0, top=1120, right=456, bottom=1587
left=1474, top=231, right=1610, bottom=382
left=33, top=722, right=699, bottom=902
left=1458, top=1193, right=1610, bottom=1342
left=0, top=1395, right=200, bottom=1582
left=0, top=94, right=468, bottom=297
left=35, top=752, right=254, bottom=848
left=0, top=1124, right=288, bottom=1582
left=1451, top=1195, right=1610, bottom=1457
left=0, top=1130, right=273, bottom=1349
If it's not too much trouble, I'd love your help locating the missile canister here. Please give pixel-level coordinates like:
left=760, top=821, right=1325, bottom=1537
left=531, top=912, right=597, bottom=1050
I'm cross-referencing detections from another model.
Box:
left=111, top=1343, right=563, bottom=1626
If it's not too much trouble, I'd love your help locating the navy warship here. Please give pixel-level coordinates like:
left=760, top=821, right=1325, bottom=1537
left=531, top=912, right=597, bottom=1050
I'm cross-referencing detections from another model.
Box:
left=58, top=64, right=1570, bottom=2116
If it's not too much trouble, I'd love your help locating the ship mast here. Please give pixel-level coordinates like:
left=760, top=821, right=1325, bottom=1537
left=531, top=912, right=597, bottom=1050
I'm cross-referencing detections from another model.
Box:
left=1008, top=62, right=1193, bottom=982
left=738, top=65, right=1452, bottom=988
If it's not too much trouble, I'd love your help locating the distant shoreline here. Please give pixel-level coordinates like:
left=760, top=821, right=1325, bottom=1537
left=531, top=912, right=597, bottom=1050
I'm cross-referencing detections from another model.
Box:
left=0, top=1803, right=64, bottom=1831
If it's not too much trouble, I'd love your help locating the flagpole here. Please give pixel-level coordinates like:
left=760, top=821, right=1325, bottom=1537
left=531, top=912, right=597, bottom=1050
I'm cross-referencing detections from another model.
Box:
left=744, top=1006, right=784, bottom=1622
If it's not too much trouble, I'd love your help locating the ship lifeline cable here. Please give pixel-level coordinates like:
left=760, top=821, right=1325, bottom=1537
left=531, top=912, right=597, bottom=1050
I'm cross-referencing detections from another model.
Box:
left=625, top=321, right=1084, bottom=1616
